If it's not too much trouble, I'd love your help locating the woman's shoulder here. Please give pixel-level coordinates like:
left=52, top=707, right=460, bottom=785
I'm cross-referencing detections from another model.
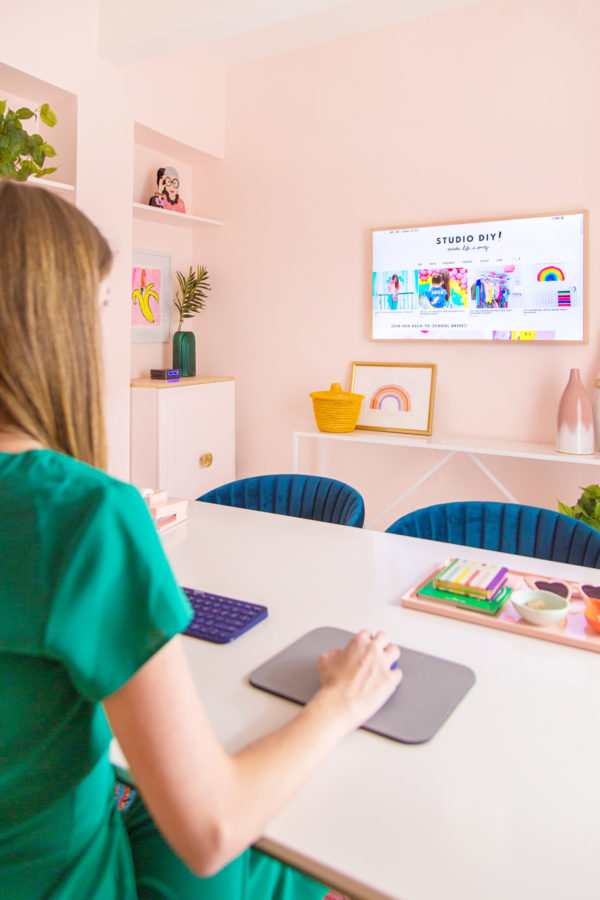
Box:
left=2, top=449, right=139, bottom=512
left=0, top=450, right=151, bottom=587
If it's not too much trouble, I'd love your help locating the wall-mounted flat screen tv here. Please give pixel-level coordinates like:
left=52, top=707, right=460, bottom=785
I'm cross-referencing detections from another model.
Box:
left=371, top=211, right=586, bottom=342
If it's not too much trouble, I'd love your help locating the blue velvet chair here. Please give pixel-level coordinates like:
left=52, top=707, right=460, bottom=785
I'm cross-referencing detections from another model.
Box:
left=197, top=474, right=365, bottom=528
left=385, top=501, right=600, bottom=567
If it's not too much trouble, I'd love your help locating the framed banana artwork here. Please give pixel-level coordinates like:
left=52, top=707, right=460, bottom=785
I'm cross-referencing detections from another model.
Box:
left=132, top=249, right=172, bottom=343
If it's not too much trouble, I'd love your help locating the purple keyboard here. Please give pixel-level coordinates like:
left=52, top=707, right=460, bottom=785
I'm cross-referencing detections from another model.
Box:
left=182, top=588, right=268, bottom=643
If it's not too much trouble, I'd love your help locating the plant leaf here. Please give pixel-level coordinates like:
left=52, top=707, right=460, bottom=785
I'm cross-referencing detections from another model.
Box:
left=39, top=103, right=57, bottom=127
left=578, top=512, right=600, bottom=531
left=174, top=265, right=211, bottom=320
left=16, top=107, right=34, bottom=119
left=557, top=501, right=575, bottom=518
left=582, top=484, right=600, bottom=499
left=8, top=129, right=26, bottom=156
left=0, top=160, right=18, bottom=178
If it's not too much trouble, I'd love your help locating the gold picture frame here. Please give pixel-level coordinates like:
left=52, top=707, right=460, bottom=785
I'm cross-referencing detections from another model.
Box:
left=350, top=362, right=436, bottom=435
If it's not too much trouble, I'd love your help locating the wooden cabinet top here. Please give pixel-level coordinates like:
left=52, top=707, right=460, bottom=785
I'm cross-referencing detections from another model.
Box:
left=131, top=376, right=234, bottom=389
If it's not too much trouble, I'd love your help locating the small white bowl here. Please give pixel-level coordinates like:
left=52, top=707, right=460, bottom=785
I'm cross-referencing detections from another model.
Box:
left=510, top=589, right=570, bottom=626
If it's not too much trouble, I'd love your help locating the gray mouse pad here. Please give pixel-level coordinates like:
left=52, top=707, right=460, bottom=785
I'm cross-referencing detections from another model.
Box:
left=249, top=627, right=475, bottom=744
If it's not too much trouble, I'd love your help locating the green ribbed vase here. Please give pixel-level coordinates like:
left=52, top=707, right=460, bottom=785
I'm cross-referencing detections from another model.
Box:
left=172, top=331, right=196, bottom=377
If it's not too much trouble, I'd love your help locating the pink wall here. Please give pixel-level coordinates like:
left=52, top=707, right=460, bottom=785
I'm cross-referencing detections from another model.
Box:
left=126, top=48, right=227, bottom=160
left=193, top=0, right=600, bottom=528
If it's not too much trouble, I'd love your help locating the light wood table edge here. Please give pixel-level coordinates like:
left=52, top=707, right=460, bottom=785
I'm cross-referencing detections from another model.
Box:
left=255, top=837, right=399, bottom=900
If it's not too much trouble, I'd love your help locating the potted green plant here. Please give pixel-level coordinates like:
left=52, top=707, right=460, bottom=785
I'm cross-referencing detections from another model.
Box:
left=558, top=484, right=600, bottom=532
left=0, top=101, right=58, bottom=180
left=172, top=265, right=211, bottom=377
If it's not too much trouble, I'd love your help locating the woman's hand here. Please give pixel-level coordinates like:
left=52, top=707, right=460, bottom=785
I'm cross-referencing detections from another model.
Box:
left=316, top=630, right=402, bottom=732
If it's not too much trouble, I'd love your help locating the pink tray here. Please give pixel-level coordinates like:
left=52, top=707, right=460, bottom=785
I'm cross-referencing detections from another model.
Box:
left=402, top=560, right=600, bottom=654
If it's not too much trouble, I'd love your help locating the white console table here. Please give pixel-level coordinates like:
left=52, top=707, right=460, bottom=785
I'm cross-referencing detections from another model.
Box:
left=292, top=429, right=600, bottom=528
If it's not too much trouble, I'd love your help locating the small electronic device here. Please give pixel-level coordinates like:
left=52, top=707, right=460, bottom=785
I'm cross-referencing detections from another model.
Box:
left=182, top=588, right=268, bottom=643
left=150, top=368, right=180, bottom=380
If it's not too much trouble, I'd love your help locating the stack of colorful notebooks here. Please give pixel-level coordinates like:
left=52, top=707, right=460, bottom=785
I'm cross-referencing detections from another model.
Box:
left=417, top=558, right=511, bottom=615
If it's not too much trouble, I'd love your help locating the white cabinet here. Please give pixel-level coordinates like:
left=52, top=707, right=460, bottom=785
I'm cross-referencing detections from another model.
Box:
left=130, top=377, right=235, bottom=500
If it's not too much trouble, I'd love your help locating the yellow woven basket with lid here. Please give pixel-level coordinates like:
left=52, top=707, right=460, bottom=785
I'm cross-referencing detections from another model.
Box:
left=309, top=382, right=364, bottom=433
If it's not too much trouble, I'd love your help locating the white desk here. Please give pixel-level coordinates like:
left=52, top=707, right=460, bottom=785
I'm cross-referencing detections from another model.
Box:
left=154, top=502, right=599, bottom=900
left=293, top=429, right=600, bottom=527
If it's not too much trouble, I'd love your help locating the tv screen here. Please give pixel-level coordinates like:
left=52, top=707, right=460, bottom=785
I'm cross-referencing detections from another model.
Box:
left=371, top=211, right=585, bottom=342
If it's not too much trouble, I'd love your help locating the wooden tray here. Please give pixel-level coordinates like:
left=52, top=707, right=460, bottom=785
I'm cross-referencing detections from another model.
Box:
left=402, top=561, right=600, bottom=654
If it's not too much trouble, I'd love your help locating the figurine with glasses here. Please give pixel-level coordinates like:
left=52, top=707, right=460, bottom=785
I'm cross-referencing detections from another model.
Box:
left=148, top=166, right=186, bottom=213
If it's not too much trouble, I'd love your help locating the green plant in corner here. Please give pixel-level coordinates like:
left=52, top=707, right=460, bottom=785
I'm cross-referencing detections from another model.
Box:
left=0, top=101, right=58, bottom=181
left=174, top=265, right=211, bottom=331
left=558, top=484, right=600, bottom=532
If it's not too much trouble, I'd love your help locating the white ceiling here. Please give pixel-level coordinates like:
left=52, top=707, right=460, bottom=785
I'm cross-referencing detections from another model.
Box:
left=98, top=0, right=489, bottom=65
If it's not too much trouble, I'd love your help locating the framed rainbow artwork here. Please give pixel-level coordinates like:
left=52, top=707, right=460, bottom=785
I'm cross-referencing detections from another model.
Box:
left=350, top=362, right=436, bottom=434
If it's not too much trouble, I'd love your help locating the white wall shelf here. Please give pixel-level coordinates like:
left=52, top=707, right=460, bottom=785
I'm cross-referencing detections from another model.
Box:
left=132, top=201, right=221, bottom=228
left=34, top=178, right=75, bottom=193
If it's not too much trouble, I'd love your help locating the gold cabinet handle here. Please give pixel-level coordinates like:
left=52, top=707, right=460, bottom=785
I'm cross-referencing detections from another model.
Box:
left=199, top=452, right=213, bottom=468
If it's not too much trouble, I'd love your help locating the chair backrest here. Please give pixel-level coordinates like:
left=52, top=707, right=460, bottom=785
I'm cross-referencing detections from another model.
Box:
left=198, top=474, right=365, bottom=528
left=385, top=501, right=600, bottom=567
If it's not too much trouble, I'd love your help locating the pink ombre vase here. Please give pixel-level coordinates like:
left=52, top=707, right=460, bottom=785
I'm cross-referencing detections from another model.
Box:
left=556, top=368, right=595, bottom=455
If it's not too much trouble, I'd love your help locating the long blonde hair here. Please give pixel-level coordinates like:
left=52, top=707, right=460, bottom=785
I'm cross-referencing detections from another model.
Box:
left=0, top=182, right=112, bottom=469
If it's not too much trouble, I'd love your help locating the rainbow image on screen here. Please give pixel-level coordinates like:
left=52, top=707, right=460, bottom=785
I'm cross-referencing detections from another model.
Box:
left=369, top=384, right=411, bottom=412
left=538, top=266, right=565, bottom=282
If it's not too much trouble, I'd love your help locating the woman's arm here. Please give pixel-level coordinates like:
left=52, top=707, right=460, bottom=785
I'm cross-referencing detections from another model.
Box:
left=103, top=630, right=401, bottom=876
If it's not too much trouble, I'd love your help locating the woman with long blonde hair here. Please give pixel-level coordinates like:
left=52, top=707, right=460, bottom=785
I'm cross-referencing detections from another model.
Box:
left=0, top=183, right=109, bottom=465
left=0, top=182, right=402, bottom=900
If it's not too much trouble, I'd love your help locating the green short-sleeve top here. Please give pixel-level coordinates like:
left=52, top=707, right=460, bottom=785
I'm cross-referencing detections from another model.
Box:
left=0, top=450, right=193, bottom=898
